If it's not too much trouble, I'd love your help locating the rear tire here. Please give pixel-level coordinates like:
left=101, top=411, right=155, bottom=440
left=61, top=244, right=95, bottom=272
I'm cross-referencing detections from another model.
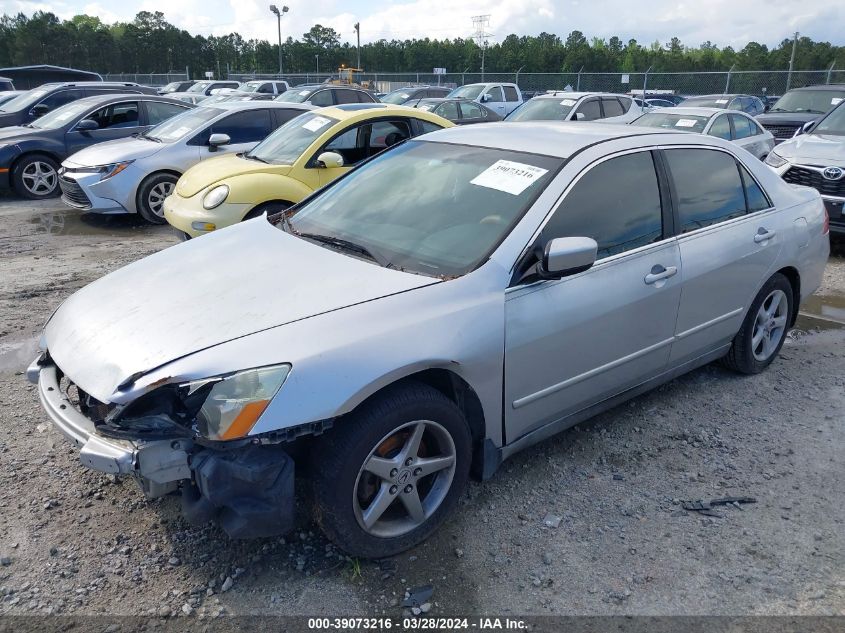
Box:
left=12, top=153, right=60, bottom=199
left=136, top=173, right=178, bottom=224
left=722, top=273, right=792, bottom=374
left=310, top=381, right=471, bottom=558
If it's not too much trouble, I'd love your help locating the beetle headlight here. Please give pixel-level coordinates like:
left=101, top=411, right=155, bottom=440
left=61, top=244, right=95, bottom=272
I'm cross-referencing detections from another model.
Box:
left=203, top=184, right=229, bottom=210
left=180, top=364, right=291, bottom=440
left=764, top=151, right=788, bottom=168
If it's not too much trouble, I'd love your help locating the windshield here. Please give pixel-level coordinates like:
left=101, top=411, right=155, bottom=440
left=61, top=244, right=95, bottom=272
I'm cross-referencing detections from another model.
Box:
left=681, top=96, right=733, bottom=108
left=30, top=100, right=92, bottom=129
left=771, top=89, right=845, bottom=114
left=275, top=88, right=315, bottom=103
left=813, top=103, right=845, bottom=136
left=239, top=82, right=264, bottom=93
left=0, top=88, right=50, bottom=113
left=247, top=112, right=339, bottom=164
left=631, top=112, right=709, bottom=133
left=506, top=97, right=576, bottom=122
left=143, top=106, right=222, bottom=142
left=160, top=82, right=180, bottom=92
left=381, top=90, right=412, bottom=104
left=284, top=140, right=562, bottom=277
left=187, top=82, right=213, bottom=94
left=447, top=85, right=484, bottom=100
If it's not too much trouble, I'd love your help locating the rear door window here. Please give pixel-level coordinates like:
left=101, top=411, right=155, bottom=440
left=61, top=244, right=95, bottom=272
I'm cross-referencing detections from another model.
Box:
left=85, top=101, right=140, bottom=129
left=709, top=115, right=731, bottom=140
left=601, top=97, right=624, bottom=118
left=309, top=90, right=333, bottom=107
left=335, top=90, right=359, bottom=104
left=503, top=86, right=519, bottom=102
left=486, top=86, right=504, bottom=102
left=437, top=101, right=459, bottom=120
left=541, top=151, right=664, bottom=259
left=730, top=114, right=753, bottom=139
left=145, top=101, right=187, bottom=125
left=664, top=148, right=748, bottom=232
left=459, top=102, right=484, bottom=120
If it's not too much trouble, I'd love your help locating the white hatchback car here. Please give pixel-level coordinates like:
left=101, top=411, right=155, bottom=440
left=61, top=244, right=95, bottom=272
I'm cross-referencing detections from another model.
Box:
left=506, top=91, right=647, bottom=124
left=631, top=107, right=775, bottom=160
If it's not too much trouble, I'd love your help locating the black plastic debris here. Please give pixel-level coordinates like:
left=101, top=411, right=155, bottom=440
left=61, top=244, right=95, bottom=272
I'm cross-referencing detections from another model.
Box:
left=683, top=496, right=756, bottom=518
left=401, top=585, right=434, bottom=608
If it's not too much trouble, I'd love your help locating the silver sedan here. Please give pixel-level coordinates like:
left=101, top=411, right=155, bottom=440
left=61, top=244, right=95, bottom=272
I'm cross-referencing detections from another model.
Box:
left=631, top=106, right=775, bottom=160
left=29, top=123, right=829, bottom=557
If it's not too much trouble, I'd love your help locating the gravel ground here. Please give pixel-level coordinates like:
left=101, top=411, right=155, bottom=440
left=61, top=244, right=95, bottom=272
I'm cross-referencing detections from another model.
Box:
left=0, top=197, right=843, bottom=619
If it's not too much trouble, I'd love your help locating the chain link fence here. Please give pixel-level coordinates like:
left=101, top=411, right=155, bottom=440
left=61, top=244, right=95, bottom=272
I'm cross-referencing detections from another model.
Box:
left=228, top=69, right=845, bottom=98
left=101, top=73, right=189, bottom=86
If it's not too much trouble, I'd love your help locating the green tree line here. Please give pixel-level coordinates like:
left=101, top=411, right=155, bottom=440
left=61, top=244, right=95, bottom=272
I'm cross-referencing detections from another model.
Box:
left=0, top=10, right=842, bottom=76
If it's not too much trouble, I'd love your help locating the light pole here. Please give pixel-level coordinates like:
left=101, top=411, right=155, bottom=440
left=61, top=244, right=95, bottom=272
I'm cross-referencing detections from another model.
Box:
left=269, top=5, right=289, bottom=76
left=315, top=54, right=319, bottom=74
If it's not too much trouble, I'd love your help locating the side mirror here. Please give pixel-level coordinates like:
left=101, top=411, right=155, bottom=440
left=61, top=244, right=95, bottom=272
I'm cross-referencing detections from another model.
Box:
left=29, top=103, right=50, bottom=118
left=316, top=151, right=344, bottom=169
left=541, top=237, right=598, bottom=278
left=75, top=119, right=99, bottom=131
left=796, top=120, right=815, bottom=136
left=208, top=133, right=231, bottom=150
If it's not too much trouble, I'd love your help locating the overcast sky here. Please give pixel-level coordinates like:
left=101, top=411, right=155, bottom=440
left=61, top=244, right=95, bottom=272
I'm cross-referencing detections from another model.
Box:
left=6, top=0, right=845, bottom=49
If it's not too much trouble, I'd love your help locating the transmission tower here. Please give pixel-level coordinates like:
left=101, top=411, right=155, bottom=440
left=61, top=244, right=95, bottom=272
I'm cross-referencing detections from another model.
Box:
left=471, top=14, right=492, bottom=80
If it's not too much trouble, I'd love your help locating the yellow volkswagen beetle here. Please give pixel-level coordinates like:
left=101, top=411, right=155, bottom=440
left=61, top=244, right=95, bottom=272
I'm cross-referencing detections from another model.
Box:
left=163, top=104, right=454, bottom=238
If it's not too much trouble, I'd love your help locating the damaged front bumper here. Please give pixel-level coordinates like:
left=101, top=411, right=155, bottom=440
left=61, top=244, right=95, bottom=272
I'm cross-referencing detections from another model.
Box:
left=28, top=357, right=296, bottom=538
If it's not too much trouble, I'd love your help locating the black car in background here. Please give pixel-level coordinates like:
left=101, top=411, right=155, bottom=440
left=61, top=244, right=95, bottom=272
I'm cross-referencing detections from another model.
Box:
left=275, top=84, right=378, bottom=106
left=0, top=94, right=191, bottom=199
left=415, top=98, right=502, bottom=124
left=0, top=82, right=158, bottom=128
left=158, top=80, right=196, bottom=95
left=756, top=84, right=845, bottom=143
left=380, top=85, right=452, bottom=106
left=680, top=93, right=766, bottom=116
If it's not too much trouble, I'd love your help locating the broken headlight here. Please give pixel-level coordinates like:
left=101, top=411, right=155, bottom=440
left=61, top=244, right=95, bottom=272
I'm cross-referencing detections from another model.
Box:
left=179, top=364, right=291, bottom=441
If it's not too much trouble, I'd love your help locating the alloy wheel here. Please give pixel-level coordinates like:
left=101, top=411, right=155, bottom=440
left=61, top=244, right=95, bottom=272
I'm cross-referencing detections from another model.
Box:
left=751, top=289, right=789, bottom=361
left=353, top=420, right=456, bottom=538
left=21, top=161, right=57, bottom=196
left=148, top=181, right=175, bottom=217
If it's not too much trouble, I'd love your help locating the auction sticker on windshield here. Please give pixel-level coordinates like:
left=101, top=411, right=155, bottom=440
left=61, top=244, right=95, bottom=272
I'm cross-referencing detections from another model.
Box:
left=560, top=99, right=576, bottom=106
left=832, top=98, right=843, bottom=105
left=302, top=116, right=331, bottom=132
left=471, top=160, right=549, bottom=196
left=675, top=118, right=697, bottom=127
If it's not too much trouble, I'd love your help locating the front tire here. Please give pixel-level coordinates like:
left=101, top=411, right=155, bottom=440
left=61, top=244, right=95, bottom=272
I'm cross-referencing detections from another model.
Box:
left=723, top=273, right=792, bottom=374
left=311, top=382, right=471, bottom=558
left=13, top=153, right=60, bottom=199
left=136, top=173, right=178, bottom=224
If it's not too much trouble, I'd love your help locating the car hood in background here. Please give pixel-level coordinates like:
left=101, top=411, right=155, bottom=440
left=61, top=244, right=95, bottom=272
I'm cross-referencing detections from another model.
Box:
left=0, top=125, right=42, bottom=142
left=775, top=134, right=845, bottom=164
left=756, top=112, right=818, bottom=127
left=45, top=218, right=437, bottom=402
left=175, top=154, right=293, bottom=197
left=63, top=136, right=165, bottom=167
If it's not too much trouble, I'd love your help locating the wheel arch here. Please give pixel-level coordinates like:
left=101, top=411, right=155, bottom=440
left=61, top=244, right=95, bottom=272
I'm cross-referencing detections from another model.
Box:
left=341, top=366, right=489, bottom=479
left=135, top=169, right=181, bottom=203
left=245, top=199, right=295, bottom=219
left=774, top=265, right=801, bottom=327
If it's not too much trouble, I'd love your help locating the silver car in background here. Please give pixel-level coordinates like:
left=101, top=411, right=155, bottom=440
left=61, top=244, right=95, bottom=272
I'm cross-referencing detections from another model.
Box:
left=30, top=123, right=828, bottom=558
left=59, top=101, right=313, bottom=223
left=506, top=91, right=647, bottom=123
left=631, top=107, right=775, bottom=160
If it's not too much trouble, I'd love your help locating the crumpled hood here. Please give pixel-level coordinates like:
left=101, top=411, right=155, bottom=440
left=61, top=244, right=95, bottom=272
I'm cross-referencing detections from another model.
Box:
left=776, top=133, right=845, bottom=164
left=175, top=154, right=292, bottom=197
left=45, top=218, right=437, bottom=402
left=63, top=136, right=163, bottom=168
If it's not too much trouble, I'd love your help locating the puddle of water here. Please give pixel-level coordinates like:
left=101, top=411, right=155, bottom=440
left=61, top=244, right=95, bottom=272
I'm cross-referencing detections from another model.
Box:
left=28, top=211, right=165, bottom=237
left=797, top=293, right=845, bottom=331
left=0, top=337, right=38, bottom=372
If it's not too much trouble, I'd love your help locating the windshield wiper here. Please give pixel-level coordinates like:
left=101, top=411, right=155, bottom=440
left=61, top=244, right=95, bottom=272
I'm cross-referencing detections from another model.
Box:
left=244, top=153, right=269, bottom=163
left=141, top=134, right=162, bottom=142
left=299, top=232, right=391, bottom=267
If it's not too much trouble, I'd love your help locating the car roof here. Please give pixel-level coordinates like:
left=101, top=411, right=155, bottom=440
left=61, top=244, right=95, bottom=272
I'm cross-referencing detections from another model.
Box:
left=40, top=81, right=145, bottom=88
left=684, top=94, right=755, bottom=100
left=58, top=94, right=191, bottom=107
left=421, top=121, right=677, bottom=158
left=534, top=91, right=631, bottom=100
left=645, top=106, right=727, bottom=117
left=198, top=101, right=314, bottom=112
left=313, top=104, right=445, bottom=122
left=789, top=84, right=845, bottom=91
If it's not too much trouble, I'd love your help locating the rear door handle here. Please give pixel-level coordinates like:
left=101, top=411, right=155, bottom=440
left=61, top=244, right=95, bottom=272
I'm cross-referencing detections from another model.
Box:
left=644, top=265, right=678, bottom=285
left=754, top=228, right=776, bottom=243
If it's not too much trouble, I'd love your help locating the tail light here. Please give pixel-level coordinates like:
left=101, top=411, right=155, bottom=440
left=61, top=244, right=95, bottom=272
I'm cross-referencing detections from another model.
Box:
left=822, top=203, right=830, bottom=235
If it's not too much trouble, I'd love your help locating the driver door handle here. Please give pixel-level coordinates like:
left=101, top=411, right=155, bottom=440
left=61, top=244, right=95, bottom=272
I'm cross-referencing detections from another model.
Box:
left=754, top=228, right=776, bottom=243
left=644, top=265, right=678, bottom=285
